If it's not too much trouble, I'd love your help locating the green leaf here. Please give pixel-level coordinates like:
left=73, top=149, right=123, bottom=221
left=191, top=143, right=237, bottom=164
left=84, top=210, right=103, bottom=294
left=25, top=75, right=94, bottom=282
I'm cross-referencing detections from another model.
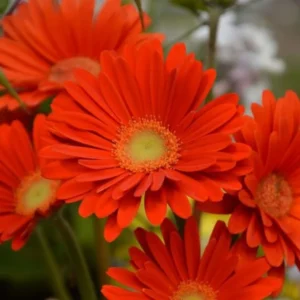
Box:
left=170, top=0, right=207, bottom=14
left=0, top=0, right=9, bottom=14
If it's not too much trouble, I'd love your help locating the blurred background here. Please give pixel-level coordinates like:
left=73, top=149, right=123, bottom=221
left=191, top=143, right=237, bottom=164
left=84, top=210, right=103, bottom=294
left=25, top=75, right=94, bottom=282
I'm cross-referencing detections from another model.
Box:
left=1, top=0, right=300, bottom=299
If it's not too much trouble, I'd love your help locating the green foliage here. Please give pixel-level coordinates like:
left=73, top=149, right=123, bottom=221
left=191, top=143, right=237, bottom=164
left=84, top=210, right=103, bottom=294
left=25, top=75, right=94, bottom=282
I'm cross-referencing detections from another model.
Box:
left=38, top=96, right=54, bottom=114
left=216, top=0, right=236, bottom=8
left=0, top=240, right=46, bottom=282
left=0, top=0, right=9, bottom=14
left=170, top=0, right=207, bottom=15
left=169, top=0, right=236, bottom=14
left=271, top=57, right=300, bottom=97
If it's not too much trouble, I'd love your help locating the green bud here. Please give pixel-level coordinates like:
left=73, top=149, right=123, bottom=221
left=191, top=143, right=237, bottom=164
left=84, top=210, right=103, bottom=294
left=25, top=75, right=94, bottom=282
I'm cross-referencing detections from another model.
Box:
left=170, top=0, right=237, bottom=14
left=169, top=0, right=208, bottom=15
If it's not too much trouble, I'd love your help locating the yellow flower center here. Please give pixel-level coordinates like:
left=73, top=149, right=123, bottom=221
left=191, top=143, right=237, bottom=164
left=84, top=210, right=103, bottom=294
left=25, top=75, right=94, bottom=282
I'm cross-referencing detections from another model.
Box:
left=49, top=57, right=101, bottom=84
left=255, top=173, right=293, bottom=218
left=15, top=171, right=59, bottom=216
left=172, top=281, right=217, bottom=300
left=114, top=117, right=180, bottom=172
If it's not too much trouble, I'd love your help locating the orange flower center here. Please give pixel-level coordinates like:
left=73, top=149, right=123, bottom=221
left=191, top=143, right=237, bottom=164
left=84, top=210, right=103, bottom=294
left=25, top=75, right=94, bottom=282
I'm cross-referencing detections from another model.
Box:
left=172, top=281, right=217, bottom=300
left=113, top=117, right=180, bottom=172
left=255, top=173, right=293, bottom=218
left=49, top=57, right=101, bottom=84
left=15, top=171, right=59, bottom=216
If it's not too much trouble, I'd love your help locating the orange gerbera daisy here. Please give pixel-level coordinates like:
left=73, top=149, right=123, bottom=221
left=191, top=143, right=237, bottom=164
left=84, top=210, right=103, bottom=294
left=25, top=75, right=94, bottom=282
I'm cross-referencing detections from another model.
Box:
left=227, top=90, right=300, bottom=269
left=0, top=0, right=162, bottom=110
left=41, top=40, right=251, bottom=241
left=102, top=217, right=281, bottom=300
left=0, top=115, right=60, bottom=250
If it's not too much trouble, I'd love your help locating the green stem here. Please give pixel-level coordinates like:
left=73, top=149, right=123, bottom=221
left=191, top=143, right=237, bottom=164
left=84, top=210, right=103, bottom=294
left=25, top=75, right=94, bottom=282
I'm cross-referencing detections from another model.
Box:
left=174, top=215, right=185, bottom=237
left=55, top=213, right=98, bottom=300
left=134, top=0, right=145, bottom=30
left=192, top=202, right=202, bottom=228
left=36, top=227, right=72, bottom=300
left=94, top=217, right=110, bottom=300
left=207, top=7, right=221, bottom=70
left=0, top=70, right=29, bottom=112
left=205, top=7, right=222, bottom=103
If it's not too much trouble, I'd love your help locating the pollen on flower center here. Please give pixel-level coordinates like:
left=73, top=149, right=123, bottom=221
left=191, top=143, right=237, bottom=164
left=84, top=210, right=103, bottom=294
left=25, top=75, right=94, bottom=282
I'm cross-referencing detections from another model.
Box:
left=49, top=57, right=101, bottom=84
left=15, top=171, right=59, bottom=216
left=172, top=281, right=217, bottom=300
left=255, top=173, right=293, bottom=218
left=113, top=117, right=180, bottom=173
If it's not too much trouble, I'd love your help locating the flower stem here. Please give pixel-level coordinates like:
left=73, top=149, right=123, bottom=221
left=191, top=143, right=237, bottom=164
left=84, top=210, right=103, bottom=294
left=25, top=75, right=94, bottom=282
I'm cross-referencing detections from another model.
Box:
left=94, top=217, right=110, bottom=300
left=134, top=0, right=145, bottom=30
left=206, top=7, right=222, bottom=103
left=55, top=212, right=98, bottom=300
left=193, top=202, right=202, bottom=228
left=0, top=70, right=29, bottom=112
left=174, top=215, right=185, bottom=237
left=207, top=7, right=221, bottom=70
left=36, top=227, right=72, bottom=300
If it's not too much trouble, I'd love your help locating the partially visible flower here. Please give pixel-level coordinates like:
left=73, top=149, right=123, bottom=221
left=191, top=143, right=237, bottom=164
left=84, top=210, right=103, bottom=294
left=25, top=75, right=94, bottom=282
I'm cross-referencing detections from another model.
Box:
left=0, top=115, right=61, bottom=250
left=0, top=0, right=163, bottom=111
left=226, top=91, right=300, bottom=270
left=193, top=10, right=285, bottom=112
left=102, top=217, right=281, bottom=299
left=41, top=40, right=251, bottom=241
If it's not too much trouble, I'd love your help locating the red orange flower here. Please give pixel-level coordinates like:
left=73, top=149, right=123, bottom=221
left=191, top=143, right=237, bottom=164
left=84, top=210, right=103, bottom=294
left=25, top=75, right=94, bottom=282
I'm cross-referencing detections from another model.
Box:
left=227, top=90, right=300, bottom=269
left=102, top=217, right=281, bottom=300
left=0, top=0, right=162, bottom=110
left=0, top=115, right=60, bottom=250
left=41, top=40, right=251, bottom=241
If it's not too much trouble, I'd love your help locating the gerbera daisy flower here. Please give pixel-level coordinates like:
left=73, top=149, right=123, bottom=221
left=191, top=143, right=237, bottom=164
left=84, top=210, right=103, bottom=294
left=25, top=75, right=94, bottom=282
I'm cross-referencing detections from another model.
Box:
left=41, top=39, right=251, bottom=241
left=102, top=217, right=281, bottom=300
left=227, top=90, right=300, bottom=269
left=0, top=115, right=61, bottom=250
left=0, top=0, right=162, bottom=110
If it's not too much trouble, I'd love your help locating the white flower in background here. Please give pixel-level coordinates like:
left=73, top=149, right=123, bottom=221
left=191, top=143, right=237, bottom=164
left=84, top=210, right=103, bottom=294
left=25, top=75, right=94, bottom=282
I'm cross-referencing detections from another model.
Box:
left=193, top=9, right=285, bottom=112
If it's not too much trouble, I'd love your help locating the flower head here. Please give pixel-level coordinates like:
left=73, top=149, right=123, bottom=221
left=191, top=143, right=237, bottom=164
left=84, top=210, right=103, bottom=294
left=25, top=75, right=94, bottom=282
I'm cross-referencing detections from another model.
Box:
left=0, top=0, right=162, bottom=110
left=41, top=40, right=251, bottom=241
left=228, top=90, right=300, bottom=268
left=102, top=217, right=281, bottom=300
left=0, top=115, right=60, bottom=250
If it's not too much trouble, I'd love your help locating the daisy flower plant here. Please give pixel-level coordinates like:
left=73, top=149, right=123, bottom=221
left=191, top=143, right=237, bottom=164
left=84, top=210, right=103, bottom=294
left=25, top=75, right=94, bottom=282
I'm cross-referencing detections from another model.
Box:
left=228, top=91, right=300, bottom=273
left=102, top=217, right=281, bottom=300
left=0, top=115, right=60, bottom=250
left=0, top=0, right=163, bottom=111
left=41, top=39, right=252, bottom=241
left=0, top=0, right=297, bottom=300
